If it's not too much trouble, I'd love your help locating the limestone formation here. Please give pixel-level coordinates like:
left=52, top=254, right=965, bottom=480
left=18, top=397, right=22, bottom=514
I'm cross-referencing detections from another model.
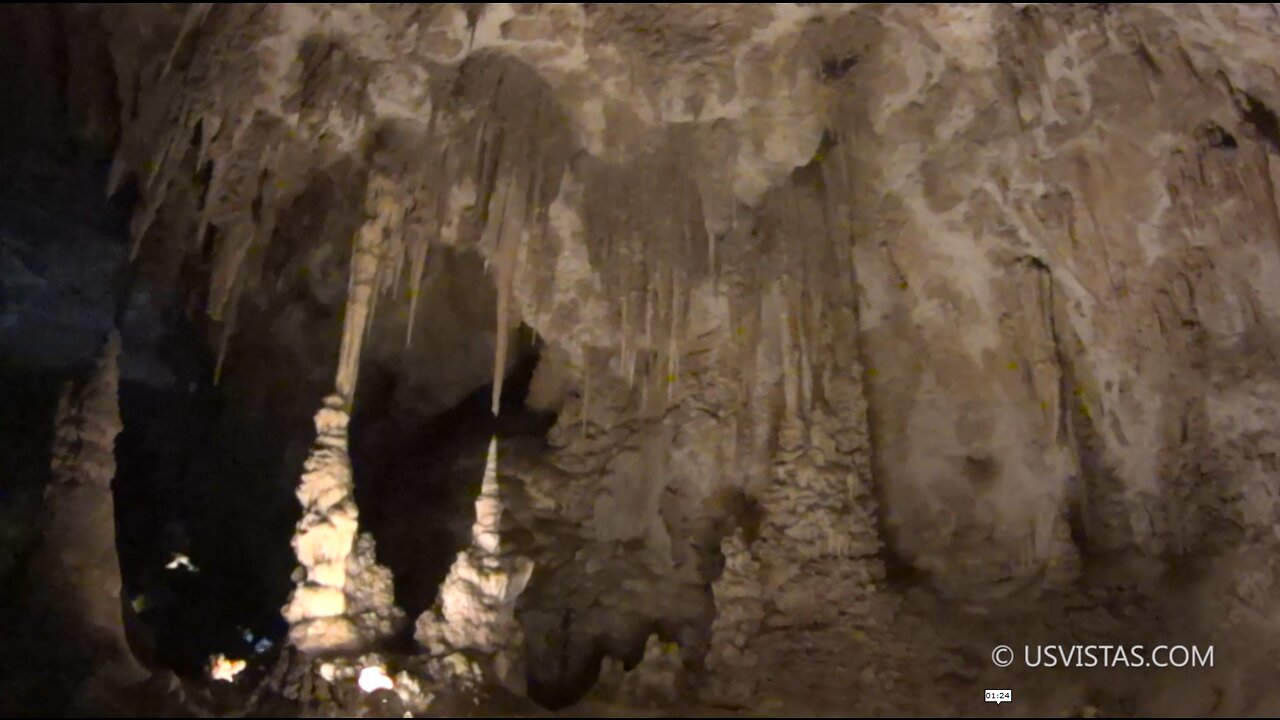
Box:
left=594, top=634, right=685, bottom=708
left=701, top=530, right=765, bottom=708
left=415, top=436, right=535, bottom=695
left=9, top=3, right=1280, bottom=716
left=282, top=395, right=364, bottom=652
left=282, top=171, right=405, bottom=653
left=5, top=331, right=148, bottom=711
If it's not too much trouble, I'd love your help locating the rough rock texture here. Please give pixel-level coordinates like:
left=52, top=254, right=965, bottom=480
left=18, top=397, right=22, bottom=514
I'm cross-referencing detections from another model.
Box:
left=27, top=2, right=1280, bottom=714
left=700, top=529, right=764, bottom=707
left=283, top=173, right=405, bottom=653
left=283, top=396, right=402, bottom=653
left=415, top=436, right=535, bottom=696
left=1, top=331, right=148, bottom=713
left=283, top=396, right=364, bottom=651
left=593, top=634, right=686, bottom=709
left=344, top=532, right=404, bottom=645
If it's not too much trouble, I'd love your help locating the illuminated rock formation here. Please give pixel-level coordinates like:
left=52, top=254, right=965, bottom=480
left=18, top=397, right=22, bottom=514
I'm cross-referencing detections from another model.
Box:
left=415, top=436, right=535, bottom=695
left=282, top=175, right=405, bottom=653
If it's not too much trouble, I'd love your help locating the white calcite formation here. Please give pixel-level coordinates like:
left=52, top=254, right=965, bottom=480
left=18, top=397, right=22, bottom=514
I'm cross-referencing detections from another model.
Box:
left=283, top=173, right=404, bottom=653
left=415, top=437, right=535, bottom=695
left=282, top=400, right=403, bottom=652
left=282, top=395, right=363, bottom=652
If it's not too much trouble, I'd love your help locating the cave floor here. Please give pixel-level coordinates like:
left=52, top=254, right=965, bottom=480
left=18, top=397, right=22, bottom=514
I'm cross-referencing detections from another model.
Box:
left=143, top=569, right=1269, bottom=719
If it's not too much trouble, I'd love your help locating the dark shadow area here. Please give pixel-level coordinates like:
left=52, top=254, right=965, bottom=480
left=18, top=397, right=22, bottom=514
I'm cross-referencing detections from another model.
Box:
left=0, top=367, right=65, bottom=599
left=113, top=320, right=298, bottom=678
left=527, top=639, right=608, bottom=711
left=351, top=324, right=556, bottom=642
left=0, top=8, right=143, bottom=711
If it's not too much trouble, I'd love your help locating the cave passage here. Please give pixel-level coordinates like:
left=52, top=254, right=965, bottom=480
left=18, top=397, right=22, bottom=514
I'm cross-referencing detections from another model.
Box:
left=351, top=324, right=556, bottom=641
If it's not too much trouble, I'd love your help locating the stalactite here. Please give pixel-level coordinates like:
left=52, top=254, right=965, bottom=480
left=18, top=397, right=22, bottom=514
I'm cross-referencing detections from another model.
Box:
left=620, top=292, right=630, bottom=385
left=490, top=174, right=524, bottom=416
left=404, top=230, right=431, bottom=348
left=761, top=275, right=796, bottom=424
left=283, top=173, right=404, bottom=654
left=195, top=112, right=219, bottom=178
left=741, top=291, right=761, bottom=428
left=208, top=220, right=257, bottom=323
left=212, top=288, right=237, bottom=386
left=667, top=268, right=682, bottom=406
left=644, top=279, right=655, bottom=361
left=406, top=144, right=450, bottom=348
left=335, top=174, right=398, bottom=404
left=789, top=281, right=813, bottom=418
left=129, top=122, right=187, bottom=259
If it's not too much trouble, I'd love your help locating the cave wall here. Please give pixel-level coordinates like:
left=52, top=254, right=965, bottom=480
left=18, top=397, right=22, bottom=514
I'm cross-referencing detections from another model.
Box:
left=7, top=2, right=1280, bottom=713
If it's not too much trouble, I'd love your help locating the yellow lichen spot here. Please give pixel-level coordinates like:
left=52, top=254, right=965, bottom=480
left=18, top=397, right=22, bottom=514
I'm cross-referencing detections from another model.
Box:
left=736, top=326, right=747, bottom=336
left=867, top=368, right=879, bottom=377
left=406, top=288, right=419, bottom=299
left=275, top=179, right=288, bottom=190
left=666, top=374, right=677, bottom=384
left=899, top=280, right=909, bottom=289
left=1007, top=361, right=1018, bottom=370
left=1039, top=400, right=1049, bottom=410
left=144, top=161, right=158, bottom=172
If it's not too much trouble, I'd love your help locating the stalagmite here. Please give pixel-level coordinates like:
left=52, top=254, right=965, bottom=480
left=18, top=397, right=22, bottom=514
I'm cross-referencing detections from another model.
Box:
left=593, top=635, right=686, bottom=708
left=281, top=394, right=364, bottom=652
left=4, top=331, right=148, bottom=711
left=415, top=436, right=535, bottom=696
left=701, top=529, right=765, bottom=708
left=282, top=174, right=404, bottom=654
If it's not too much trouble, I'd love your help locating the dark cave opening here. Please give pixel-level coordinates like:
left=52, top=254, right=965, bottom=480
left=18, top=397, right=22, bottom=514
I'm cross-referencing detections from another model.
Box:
left=350, top=323, right=557, bottom=642
left=113, top=320, right=297, bottom=678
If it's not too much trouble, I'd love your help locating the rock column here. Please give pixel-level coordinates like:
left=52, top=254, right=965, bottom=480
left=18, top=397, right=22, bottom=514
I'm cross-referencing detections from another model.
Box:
left=282, top=176, right=403, bottom=653
left=6, top=331, right=148, bottom=712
